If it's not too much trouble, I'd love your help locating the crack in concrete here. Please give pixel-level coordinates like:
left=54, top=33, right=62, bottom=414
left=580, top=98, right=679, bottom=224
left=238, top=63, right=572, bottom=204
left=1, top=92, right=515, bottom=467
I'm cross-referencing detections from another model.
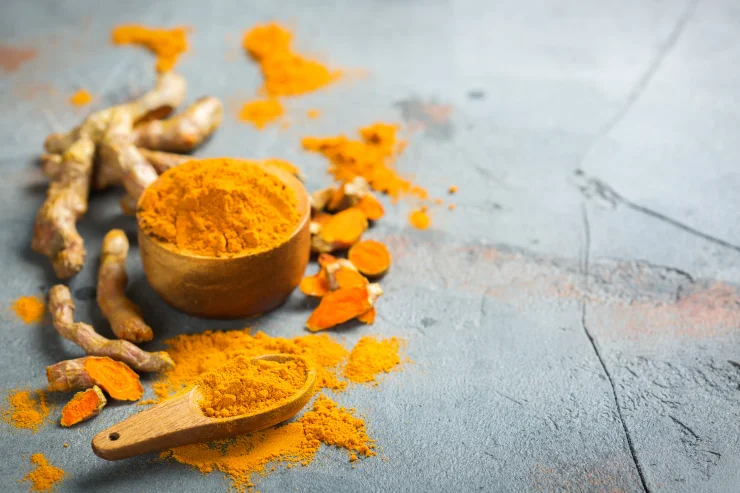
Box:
left=579, top=204, right=650, bottom=493
left=578, top=176, right=740, bottom=254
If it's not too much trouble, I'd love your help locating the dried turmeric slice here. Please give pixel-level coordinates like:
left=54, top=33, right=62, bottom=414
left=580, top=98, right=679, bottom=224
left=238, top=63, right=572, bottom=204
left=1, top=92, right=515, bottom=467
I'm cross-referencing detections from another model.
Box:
left=60, top=385, right=107, bottom=427
left=332, top=268, right=368, bottom=290
left=46, top=356, right=144, bottom=401
left=357, top=307, right=376, bottom=325
left=299, top=268, right=330, bottom=297
left=311, top=208, right=368, bottom=253
left=348, top=240, right=391, bottom=277
left=306, top=284, right=382, bottom=332
left=356, top=194, right=384, bottom=221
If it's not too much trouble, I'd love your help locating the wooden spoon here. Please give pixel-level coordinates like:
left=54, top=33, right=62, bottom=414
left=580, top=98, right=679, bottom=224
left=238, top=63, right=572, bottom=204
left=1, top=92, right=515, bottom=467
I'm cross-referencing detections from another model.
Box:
left=92, top=354, right=316, bottom=460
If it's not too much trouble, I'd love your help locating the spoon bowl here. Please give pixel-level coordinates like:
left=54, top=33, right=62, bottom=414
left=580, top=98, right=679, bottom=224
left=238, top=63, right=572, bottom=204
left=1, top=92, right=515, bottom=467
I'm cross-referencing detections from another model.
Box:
left=136, top=160, right=311, bottom=319
left=92, top=354, right=316, bottom=461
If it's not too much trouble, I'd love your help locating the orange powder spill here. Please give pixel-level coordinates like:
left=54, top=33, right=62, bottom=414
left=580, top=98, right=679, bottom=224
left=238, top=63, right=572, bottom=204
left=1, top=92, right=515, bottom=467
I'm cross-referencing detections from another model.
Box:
left=21, top=453, right=65, bottom=493
left=154, top=329, right=401, bottom=492
left=11, top=296, right=45, bottom=324
left=2, top=389, right=50, bottom=431
left=303, top=123, right=426, bottom=200
left=163, top=396, right=373, bottom=492
left=409, top=208, right=431, bottom=230
left=68, top=90, right=92, bottom=106
left=243, top=22, right=341, bottom=97
left=307, top=109, right=321, bottom=119
left=238, top=98, right=284, bottom=129
left=344, top=336, right=402, bottom=384
left=111, top=25, right=188, bottom=72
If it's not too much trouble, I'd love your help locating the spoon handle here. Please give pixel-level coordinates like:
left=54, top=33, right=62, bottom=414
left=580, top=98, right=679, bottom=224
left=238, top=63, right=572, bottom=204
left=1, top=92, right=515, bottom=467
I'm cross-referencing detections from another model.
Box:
left=92, top=390, right=209, bottom=460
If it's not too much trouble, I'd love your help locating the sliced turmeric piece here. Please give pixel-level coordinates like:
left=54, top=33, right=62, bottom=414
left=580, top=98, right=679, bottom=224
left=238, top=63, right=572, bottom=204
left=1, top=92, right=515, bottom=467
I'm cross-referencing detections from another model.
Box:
left=357, top=307, right=376, bottom=325
left=348, top=240, right=391, bottom=277
left=324, top=258, right=368, bottom=291
left=306, top=284, right=382, bottom=332
left=299, top=268, right=330, bottom=297
left=356, top=194, right=384, bottom=221
left=46, top=356, right=144, bottom=401
left=60, top=385, right=107, bottom=427
left=311, top=208, right=368, bottom=253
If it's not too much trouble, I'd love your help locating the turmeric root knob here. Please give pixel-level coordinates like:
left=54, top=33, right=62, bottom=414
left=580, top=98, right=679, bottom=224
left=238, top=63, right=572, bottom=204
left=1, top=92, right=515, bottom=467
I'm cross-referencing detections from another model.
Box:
left=60, top=386, right=107, bottom=426
left=98, top=229, right=153, bottom=342
left=47, top=356, right=144, bottom=401
left=311, top=208, right=368, bottom=253
left=49, top=285, right=174, bottom=372
left=348, top=240, right=391, bottom=277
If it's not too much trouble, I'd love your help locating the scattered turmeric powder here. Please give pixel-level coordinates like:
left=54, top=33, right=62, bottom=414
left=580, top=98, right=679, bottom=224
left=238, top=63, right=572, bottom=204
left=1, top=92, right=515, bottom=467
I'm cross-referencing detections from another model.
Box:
left=306, top=284, right=382, bottom=332
left=238, top=98, right=284, bottom=129
left=243, top=23, right=341, bottom=97
left=163, top=395, right=374, bottom=492
left=300, top=395, right=375, bottom=458
left=138, top=158, right=300, bottom=257
left=303, top=123, right=425, bottom=200
left=448, top=185, right=458, bottom=194
left=198, top=355, right=308, bottom=418
left=11, top=295, right=45, bottom=324
left=448, top=203, right=456, bottom=211
left=150, top=328, right=404, bottom=491
left=307, top=109, right=321, bottom=119
left=21, top=453, right=65, bottom=493
left=69, top=89, right=91, bottom=106
left=112, top=25, right=189, bottom=72
left=47, top=356, right=144, bottom=401
left=1, top=389, right=50, bottom=431
left=98, top=229, right=153, bottom=343
left=409, top=207, right=431, bottom=230
left=349, top=240, right=391, bottom=277
left=344, top=336, right=402, bottom=384
left=60, top=385, right=106, bottom=427
left=434, top=198, right=444, bottom=205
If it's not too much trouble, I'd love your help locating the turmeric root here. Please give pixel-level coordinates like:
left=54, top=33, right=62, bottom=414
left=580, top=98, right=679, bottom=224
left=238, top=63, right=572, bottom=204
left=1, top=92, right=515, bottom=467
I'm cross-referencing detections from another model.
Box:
left=34, top=72, right=187, bottom=278
left=310, top=177, right=384, bottom=221
left=49, top=285, right=173, bottom=372
left=133, top=96, right=223, bottom=152
left=60, top=385, right=106, bottom=426
left=98, top=230, right=153, bottom=342
left=138, top=148, right=191, bottom=173
left=31, top=138, right=96, bottom=279
left=47, top=356, right=144, bottom=401
left=306, top=284, right=382, bottom=332
left=299, top=255, right=367, bottom=296
left=348, top=240, right=391, bottom=277
left=299, top=268, right=330, bottom=297
left=311, top=208, right=368, bottom=253
left=357, top=307, right=376, bottom=325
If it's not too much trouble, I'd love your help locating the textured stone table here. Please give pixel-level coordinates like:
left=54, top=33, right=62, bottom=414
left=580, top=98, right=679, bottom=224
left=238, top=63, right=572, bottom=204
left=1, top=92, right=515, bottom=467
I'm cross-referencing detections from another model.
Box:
left=1, top=1, right=738, bottom=492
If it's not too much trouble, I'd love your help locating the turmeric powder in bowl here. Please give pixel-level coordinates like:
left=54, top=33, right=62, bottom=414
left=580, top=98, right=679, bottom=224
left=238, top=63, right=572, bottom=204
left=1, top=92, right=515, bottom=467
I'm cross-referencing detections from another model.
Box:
left=137, top=158, right=301, bottom=257
left=197, top=355, right=309, bottom=418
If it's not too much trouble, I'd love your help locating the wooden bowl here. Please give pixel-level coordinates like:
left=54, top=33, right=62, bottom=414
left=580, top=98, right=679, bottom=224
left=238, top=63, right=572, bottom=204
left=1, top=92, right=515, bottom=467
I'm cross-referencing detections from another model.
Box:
left=136, top=162, right=311, bottom=319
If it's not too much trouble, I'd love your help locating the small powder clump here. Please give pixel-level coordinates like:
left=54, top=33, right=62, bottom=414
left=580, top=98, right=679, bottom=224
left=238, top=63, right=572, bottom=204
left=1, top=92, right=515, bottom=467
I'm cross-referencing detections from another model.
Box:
left=198, top=356, right=307, bottom=418
left=11, top=296, right=45, bottom=324
left=344, top=336, right=402, bottom=384
left=239, top=98, right=284, bottom=128
left=299, top=395, right=375, bottom=458
left=68, top=89, right=91, bottom=106
left=243, top=23, right=341, bottom=97
left=409, top=207, right=431, bottom=230
left=138, top=158, right=300, bottom=257
left=303, top=123, right=426, bottom=200
left=21, top=453, right=65, bottom=493
left=112, top=25, right=188, bottom=72
left=2, top=389, right=50, bottom=431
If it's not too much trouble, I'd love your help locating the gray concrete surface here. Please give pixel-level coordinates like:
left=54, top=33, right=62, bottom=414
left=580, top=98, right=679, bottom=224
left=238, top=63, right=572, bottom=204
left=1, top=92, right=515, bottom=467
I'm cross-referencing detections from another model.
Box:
left=1, top=0, right=739, bottom=491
